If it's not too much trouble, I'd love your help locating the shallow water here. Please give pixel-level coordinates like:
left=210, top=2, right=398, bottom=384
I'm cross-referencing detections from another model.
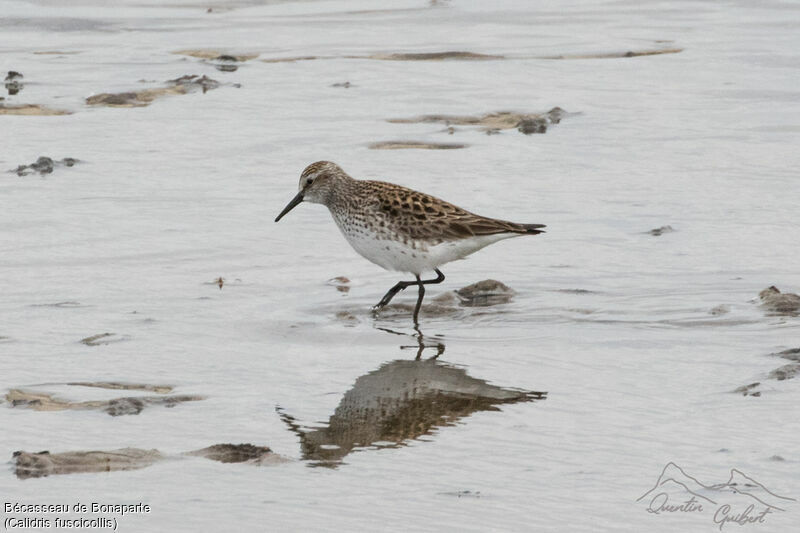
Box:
left=2, top=0, right=800, bottom=531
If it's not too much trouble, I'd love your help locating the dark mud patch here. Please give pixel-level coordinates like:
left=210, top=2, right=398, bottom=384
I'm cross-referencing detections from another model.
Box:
left=261, top=51, right=502, bottom=63
left=261, top=55, right=322, bottom=63
left=202, top=277, right=242, bottom=289
left=380, top=294, right=462, bottom=318
left=87, top=87, right=185, bottom=107
left=759, top=286, right=800, bottom=316
left=5, top=71, right=23, bottom=95
left=80, top=332, right=127, bottom=346
left=369, top=51, right=503, bottom=61
left=733, top=382, right=761, bottom=397
left=278, top=358, right=545, bottom=466
left=709, top=305, right=730, bottom=316
left=773, top=347, right=800, bottom=362
left=204, top=276, right=225, bottom=289
left=369, top=141, right=467, bottom=150
left=172, top=49, right=259, bottom=72
left=517, top=117, right=549, bottom=134
left=0, top=103, right=71, bottom=115
left=12, top=156, right=79, bottom=177
left=33, top=50, right=82, bottom=55
left=87, top=75, right=230, bottom=108
left=31, top=301, right=86, bottom=308
left=648, top=225, right=675, bottom=236
left=185, top=444, right=289, bottom=465
left=767, top=363, right=800, bottom=381
left=14, top=443, right=288, bottom=478
left=733, top=347, right=800, bottom=396
left=387, top=108, right=568, bottom=133
left=455, top=279, right=515, bottom=306
left=213, top=57, right=239, bottom=72
left=766, top=347, right=800, bottom=382
left=439, top=490, right=482, bottom=498
left=553, top=288, right=597, bottom=294
left=260, top=48, right=681, bottom=64
left=14, top=448, right=164, bottom=479
left=205, top=6, right=237, bottom=14
left=66, top=382, right=173, bottom=393
left=379, top=279, right=517, bottom=318
left=334, top=310, right=360, bottom=326
left=173, top=49, right=258, bottom=62
left=6, top=382, right=203, bottom=416
left=327, top=276, right=350, bottom=293
left=542, top=48, right=683, bottom=60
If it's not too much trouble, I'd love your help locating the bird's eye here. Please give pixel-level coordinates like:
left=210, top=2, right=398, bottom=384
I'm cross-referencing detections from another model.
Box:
left=306, top=178, right=313, bottom=184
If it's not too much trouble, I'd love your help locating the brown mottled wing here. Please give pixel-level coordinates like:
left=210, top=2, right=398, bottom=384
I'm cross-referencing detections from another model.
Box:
left=366, top=181, right=545, bottom=241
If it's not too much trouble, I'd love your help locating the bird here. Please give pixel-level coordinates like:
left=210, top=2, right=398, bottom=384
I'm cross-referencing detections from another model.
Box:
left=275, top=161, right=545, bottom=322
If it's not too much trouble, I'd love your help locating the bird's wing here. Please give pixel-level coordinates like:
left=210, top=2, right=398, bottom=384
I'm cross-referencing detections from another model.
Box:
left=367, top=181, right=544, bottom=241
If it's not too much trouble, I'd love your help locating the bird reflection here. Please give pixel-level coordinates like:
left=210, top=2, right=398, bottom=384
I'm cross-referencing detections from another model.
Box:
left=376, top=324, right=444, bottom=360
left=277, top=357, right=546, bottom=467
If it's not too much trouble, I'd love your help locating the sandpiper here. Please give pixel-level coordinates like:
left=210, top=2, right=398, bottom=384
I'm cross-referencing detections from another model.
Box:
left=275, top=161, right=545, bottom=322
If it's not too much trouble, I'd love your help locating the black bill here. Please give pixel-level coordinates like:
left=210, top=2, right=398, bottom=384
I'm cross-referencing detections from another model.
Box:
left=275, top=191, right=304, bottom=222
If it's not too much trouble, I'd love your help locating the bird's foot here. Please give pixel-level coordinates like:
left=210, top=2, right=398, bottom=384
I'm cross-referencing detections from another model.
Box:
left=373, top=286, right=408, bottom=310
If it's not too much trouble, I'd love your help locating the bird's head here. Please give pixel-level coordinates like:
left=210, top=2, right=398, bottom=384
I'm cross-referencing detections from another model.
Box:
left=275, top=161, right=348, bottom=222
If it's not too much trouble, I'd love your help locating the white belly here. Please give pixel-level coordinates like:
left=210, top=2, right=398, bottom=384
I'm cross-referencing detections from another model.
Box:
left=333, top=216, right=519, bottom=275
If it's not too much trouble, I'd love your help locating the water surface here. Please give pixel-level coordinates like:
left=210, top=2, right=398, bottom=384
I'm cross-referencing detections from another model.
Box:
left=2, top=0, right=799, bottom=531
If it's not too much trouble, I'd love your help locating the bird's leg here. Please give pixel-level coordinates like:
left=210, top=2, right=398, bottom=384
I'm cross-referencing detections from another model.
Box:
left=413, top=276, right=425, bottom=324
left=373, top=269, right=446, bottom=313
left=412, top=269, right=445, bottom=322
left=373, top=280, right=416, bottom=309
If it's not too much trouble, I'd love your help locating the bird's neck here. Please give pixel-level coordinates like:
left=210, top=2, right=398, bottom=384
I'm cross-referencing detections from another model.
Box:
left=325, top=175, right=361, bottom=213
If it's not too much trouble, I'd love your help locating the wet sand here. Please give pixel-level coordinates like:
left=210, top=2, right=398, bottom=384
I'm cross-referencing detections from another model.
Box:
left=6, top=382, right=204, bottom=416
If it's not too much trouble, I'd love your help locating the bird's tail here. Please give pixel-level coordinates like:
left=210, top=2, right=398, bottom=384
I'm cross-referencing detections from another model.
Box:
left=520, top=223, right=546, bottom=235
